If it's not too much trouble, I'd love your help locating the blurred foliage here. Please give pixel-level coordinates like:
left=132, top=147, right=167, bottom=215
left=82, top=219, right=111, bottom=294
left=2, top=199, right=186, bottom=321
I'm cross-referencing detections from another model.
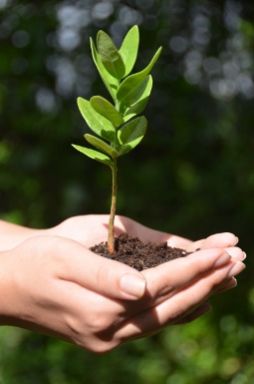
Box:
left=1, top=0, right=254, bottom=383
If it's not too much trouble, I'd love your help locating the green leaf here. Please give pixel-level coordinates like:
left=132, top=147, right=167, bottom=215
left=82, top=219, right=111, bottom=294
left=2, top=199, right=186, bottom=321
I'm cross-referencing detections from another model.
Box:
left=90, top=37, right=118, bottom=99
left=84, top=134, right=118, bottom=158
left=118, top=116, right=147, bottom=155
left=117, top=47, right=162, bottom=106
left=119, top=25, right=139, bottom=77
left=122, top=75, right=153, bottom=116
left=72, top=144, right=113, bottom=166
left=123, top=98, right=149, bottom=121
left=90, top=96, right=123, bottom=128
left=77, top=97, right=115, bottom=141
left=96, top=30, right=125, bottom=80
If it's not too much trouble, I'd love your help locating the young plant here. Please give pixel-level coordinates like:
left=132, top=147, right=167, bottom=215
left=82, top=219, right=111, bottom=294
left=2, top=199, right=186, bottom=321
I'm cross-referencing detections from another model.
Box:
left=72, top=25, right=162, bottom=254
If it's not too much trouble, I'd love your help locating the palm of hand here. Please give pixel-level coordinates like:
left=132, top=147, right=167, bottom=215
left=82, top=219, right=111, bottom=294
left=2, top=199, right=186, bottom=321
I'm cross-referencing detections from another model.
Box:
left=51, top=214, right=239, bottom=252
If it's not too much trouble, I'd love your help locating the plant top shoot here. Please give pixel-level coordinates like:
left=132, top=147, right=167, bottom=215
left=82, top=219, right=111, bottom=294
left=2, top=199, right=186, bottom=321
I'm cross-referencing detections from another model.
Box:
left=72, top=25, right=162, bottom=254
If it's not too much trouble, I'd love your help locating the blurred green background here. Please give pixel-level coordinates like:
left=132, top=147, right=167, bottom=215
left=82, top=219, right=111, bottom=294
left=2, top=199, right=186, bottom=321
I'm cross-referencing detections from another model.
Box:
left=1, top=0, right=254, bottom=383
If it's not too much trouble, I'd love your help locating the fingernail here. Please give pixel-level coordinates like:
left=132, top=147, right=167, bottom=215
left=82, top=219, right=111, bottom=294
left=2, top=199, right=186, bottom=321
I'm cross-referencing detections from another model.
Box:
left=226, top=248, right=246, bottom=261
left=227, top=262, right=246, bottom=277
left=214, top=253, right=231, bottom=268
left=120, top=274, right=146, bottom=299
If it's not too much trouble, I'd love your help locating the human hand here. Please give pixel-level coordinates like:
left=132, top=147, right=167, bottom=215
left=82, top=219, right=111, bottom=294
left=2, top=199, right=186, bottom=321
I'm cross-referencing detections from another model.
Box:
left=0, top=214, right=243, bottom=262
left=51, top=214, right=245, bottom=296
left=0, top=235, right=245, bottom=353
left=51, top=214, right=244, bottom=262
left=1, top=214, right=245, bottom=297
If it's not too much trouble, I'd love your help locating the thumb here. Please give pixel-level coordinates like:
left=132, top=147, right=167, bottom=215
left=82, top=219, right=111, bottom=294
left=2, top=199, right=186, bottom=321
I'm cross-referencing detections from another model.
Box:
left=54, top=237, right=147, bottom=300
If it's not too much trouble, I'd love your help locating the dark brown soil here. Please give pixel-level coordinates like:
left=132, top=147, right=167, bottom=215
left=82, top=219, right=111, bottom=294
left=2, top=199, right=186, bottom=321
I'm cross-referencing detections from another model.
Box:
left=90, top=234, right=189, bottom=271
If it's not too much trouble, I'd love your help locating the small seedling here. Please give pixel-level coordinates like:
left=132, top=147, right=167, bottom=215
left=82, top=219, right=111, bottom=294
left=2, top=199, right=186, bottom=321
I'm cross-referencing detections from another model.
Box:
left=72, top=25, right=162, bottom=254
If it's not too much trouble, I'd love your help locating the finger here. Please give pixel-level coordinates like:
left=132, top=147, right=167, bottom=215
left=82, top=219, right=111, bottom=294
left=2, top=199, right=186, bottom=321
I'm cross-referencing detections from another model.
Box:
left=213, top=277, right=237, bottom=293
left=137, top=275, right=237, bottom=316
left=53, top=237, right=147, bottom=301
left=131, top=266, right=239, bottom=316
left=142, top=248, right=232, bottom=299
left=116, top=261, right=245, bottom=340
left=172, top=302, right=211, bottom=324
left=225, top=247, right=246, bottom=262
left=186, top=232, right=238, bottom=252
left=115, top=216, right=193, bottom=247
left=118, top=218, right=172, bottom=244
left=118, top=303, right=212, bottom=341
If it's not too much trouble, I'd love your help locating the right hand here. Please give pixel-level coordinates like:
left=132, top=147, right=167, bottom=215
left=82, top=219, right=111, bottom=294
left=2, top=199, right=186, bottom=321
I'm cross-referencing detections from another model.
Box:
left=0, top=235, right=245, bottom=353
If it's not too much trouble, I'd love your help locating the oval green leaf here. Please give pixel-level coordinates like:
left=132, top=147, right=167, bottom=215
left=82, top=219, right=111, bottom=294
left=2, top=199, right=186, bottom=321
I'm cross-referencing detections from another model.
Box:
left=118, top=116, right=147, bottom=155
left=84, top=133, right=118, bottom=158
left=96, top=30, right=125, bottom=80
left=117, top=47, right=162, bottom=105
left=90, top=96, right=123, bottom=128
left=123, top=98, right=149, bottom=121
left=77, top=97, right=115, bottom=141
left=72, top=144, right=113, bottom=166
left=90, top=37, right=118, bottom=99
left=119, top=25, right=139, bottom=77
left=122, top=75, right=153, bottom=116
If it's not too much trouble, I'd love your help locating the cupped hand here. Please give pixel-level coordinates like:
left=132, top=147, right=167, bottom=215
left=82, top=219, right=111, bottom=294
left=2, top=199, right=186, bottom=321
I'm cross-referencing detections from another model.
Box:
left=0, top=235, right=245, bottom=353
left=51, top=214, right=245, bottom=300
left=51, top=214, right=244, bottom=261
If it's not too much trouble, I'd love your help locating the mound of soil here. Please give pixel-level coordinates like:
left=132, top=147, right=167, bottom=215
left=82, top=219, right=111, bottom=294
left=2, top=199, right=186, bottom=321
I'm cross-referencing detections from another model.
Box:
left=90, top=233, right=189, bottom=271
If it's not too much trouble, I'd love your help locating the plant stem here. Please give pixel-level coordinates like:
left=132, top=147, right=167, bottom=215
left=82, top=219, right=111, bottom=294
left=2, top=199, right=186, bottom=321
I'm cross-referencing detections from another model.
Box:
left=108, top=158, right=117, bottom=254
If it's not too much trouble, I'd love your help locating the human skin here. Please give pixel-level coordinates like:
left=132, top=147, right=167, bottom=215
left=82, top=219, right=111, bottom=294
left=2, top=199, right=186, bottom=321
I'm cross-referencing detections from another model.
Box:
left=0, top=216, right=246, bottom=353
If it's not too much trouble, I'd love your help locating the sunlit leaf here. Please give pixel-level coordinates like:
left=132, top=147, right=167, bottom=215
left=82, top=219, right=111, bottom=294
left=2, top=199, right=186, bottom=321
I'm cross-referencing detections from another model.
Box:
left=118, top=116, right=147, bottom=155
left=96, top=30, right=125, bottom=80
left=121, top=75, right=153, bottom=116
left=90, top=37, right=118, bottom=99
left=84, top=133, right=118, bottom=158
left=119, top=25, right=139, bottom=77
left=123, top=99, right=148, bottom=121
left=77, top=97, right=115, bottom=141
left=90, top=96, right=123, bottom=128
left=117, top=47, right=162, bottom=105
left=71, top=144, right=113, bottom=166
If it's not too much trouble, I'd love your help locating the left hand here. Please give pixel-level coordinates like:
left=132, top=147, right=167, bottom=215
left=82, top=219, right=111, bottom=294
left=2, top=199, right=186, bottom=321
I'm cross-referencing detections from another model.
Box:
left=50, top=214, right=243, bottom=259
left=49, top=214, right=245, bottom=300
left=0, top=215, right=242, bottom=259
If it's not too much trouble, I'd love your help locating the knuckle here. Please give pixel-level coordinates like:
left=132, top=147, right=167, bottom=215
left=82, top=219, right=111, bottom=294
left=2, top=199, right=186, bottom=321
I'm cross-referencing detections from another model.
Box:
left=65, top=314, right=110, bottom=348
left=64, top=308, right=121, bottom=353
left=88, top=314, right=109, bottom=332
left=85, top=300, right=112, bottom=332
